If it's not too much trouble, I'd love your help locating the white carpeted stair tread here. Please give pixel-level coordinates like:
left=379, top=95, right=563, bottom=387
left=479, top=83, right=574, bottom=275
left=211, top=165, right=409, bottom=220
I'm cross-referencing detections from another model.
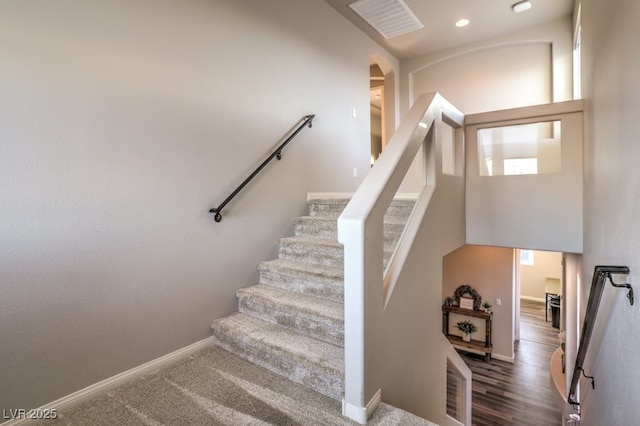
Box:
left=279, top=235, right=343, bottom=250
left=307, top=197, right=416, bottom=221
left=210, top=312, right=344, bottom=400
left=296, top=215, right=407, bottom=239
left=278, top=235, right=398, bottom=269
left=295, top=216, right=339, bottom=240
left=278, top=236, right=344, bottom=267
left=237, top=284, right=344, bottom=346
left=307, top=197, right=350, bottom=217
left=258, top=258, right=343, bottom=302
left=259, top=258, right=343, bottom=282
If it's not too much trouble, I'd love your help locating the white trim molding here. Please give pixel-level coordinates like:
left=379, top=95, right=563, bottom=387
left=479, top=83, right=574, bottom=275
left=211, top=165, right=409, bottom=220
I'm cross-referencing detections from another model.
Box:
left=492, top=353, right=515, bottom=363
left=342, top=388, right=382, bottom=424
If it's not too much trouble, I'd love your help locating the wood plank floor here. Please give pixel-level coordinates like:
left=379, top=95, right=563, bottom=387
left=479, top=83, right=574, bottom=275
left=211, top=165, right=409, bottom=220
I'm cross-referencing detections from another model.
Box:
left=449, top=300, right=563, bottom=426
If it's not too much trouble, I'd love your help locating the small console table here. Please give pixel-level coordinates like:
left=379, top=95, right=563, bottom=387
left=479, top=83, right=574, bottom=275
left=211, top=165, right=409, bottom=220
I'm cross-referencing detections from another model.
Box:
left=442, top=305, right=493, bottom=361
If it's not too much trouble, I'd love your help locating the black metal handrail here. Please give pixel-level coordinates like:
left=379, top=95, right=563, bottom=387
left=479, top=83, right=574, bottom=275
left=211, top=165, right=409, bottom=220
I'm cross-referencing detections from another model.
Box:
left=568, top=265, right=633, bottom=409
left=209, top=114, right=315, bottom=222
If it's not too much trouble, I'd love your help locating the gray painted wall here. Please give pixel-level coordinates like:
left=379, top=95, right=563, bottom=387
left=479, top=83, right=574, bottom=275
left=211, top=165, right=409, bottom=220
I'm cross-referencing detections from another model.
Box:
left=579, top=0, right=640, bottom=424
left=0, top=0, right=397, bottom=412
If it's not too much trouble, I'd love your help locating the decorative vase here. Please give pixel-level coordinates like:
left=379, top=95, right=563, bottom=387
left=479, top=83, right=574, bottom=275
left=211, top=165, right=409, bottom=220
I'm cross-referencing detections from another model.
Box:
left=463, top=333, right=471, bottom=342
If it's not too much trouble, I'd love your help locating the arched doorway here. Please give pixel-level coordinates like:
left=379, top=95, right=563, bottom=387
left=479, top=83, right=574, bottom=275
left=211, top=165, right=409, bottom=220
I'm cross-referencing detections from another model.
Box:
left=370, top=63, right=384, bottom=164
left=369, top=55, right=395, bottom=165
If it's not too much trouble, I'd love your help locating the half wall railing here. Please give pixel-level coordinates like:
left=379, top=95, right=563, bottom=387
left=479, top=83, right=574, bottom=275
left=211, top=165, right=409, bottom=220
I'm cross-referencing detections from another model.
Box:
left=337, top=93, right=470, bottom=425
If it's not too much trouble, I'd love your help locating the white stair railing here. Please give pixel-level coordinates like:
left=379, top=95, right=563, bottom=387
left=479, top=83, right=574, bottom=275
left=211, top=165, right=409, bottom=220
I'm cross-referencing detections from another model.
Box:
left=338, top=93, right=470, bottom=425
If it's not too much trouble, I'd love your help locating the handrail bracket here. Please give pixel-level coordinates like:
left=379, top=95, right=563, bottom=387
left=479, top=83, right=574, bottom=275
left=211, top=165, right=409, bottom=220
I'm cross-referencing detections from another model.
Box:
left=604, top=270, right=634, bottom=305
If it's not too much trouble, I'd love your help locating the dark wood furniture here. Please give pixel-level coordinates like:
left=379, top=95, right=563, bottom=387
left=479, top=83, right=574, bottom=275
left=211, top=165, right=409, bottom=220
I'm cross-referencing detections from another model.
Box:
left=443, top=305, right=493, bottom=361
left=545, top=292, right=559, bottom=322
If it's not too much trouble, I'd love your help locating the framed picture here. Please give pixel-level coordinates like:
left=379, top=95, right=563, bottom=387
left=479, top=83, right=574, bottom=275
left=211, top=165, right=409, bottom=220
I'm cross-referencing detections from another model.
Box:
left=460, top=297, right=474, bottom=310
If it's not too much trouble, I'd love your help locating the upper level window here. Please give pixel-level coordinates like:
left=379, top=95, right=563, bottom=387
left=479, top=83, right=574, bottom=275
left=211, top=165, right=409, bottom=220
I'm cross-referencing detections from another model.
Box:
left=504, top=158, right=538, bottom=175
left=520, top=249, right=534, bottom=266
left=477, top=121, right=562, bottom=176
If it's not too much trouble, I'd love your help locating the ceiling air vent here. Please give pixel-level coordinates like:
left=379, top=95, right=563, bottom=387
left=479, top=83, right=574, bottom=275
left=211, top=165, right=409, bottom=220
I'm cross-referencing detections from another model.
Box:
left=349, top=0, right=423, bottom=39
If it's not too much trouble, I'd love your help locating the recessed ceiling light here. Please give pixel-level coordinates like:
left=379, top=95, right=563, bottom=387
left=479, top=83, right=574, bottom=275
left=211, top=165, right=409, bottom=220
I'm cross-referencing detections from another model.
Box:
left=512, top=1, right=532, bottom=13
left=455, top=19, right=470, bottom=28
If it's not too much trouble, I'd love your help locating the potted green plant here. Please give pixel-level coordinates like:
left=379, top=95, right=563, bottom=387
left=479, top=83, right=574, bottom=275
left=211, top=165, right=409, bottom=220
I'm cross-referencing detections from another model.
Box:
left=482, top=301, right=492, bottom=313
left=455, top=320, right=478, bottom=342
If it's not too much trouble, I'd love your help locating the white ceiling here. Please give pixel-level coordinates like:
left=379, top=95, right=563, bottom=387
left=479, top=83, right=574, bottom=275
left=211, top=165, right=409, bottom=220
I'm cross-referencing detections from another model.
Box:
left=324, top=0, right=575, bottom=59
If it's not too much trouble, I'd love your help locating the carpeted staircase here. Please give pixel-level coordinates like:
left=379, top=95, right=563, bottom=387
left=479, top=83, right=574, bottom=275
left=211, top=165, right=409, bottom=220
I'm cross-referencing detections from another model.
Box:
left=210, top=196, right=414, bottom=403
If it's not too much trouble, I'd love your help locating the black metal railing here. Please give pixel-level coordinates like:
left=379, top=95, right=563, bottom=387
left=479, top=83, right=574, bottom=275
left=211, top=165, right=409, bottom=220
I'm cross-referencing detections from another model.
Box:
left=568, top=265, right=633, bottom=409
left=209, top=114, right=315, bottom=222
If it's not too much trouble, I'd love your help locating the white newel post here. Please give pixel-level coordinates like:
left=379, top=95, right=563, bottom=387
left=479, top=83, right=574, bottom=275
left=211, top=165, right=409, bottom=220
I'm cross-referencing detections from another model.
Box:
left=339, top=212, right=385, bottom=424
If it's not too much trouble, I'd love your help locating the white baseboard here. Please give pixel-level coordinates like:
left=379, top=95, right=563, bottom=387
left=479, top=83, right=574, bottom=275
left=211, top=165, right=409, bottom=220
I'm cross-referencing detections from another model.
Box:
left=451, top=344, right=514, bottom=364
left=1, top=337, right=217, bottom=426
left=492, top=353, right=515, bottom=363
left=342, top=388, right=382, bottom=424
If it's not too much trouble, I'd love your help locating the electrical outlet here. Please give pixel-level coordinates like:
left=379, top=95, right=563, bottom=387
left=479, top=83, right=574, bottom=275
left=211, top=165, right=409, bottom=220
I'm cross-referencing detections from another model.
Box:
left=353, top=168, right=357, bottom=178
left=352, top=108, right=357, bottom=118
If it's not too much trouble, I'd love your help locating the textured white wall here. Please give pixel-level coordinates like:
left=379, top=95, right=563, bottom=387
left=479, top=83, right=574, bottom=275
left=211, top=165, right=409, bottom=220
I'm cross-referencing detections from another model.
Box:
left=579, top=0, right=640, bottom=424
left=0, top=0, right=398, bottom=412
left=409, top=43, right=552, bottom=114
left=401, top=17, right=573, bottom=116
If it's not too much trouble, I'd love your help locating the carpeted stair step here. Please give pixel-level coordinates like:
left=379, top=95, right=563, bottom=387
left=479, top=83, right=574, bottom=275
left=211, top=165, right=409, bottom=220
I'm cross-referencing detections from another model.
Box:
left=278, top=235, right=397, bottom=270
left=308, top=197, right=350, bottom=217
left=295, top=215, right=408, bottom=247
left=278, top=236, right=344, bottom=268
left=383, top=216, right=409, bottom=251
left=295, top=216, right=339, bottom=240
left=210, top=312, right=344, bottom=400
left=308, top=197, right=416, bottom=222
left=294, top=216, right=407, bottom=268
left=384, top=198, right=416, bottom=222
left=258, top=258, right=343, bottom=303
left=237, top=284, right=344, bottom=346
